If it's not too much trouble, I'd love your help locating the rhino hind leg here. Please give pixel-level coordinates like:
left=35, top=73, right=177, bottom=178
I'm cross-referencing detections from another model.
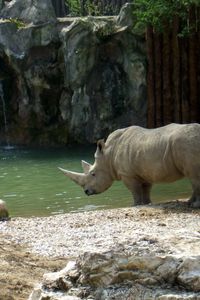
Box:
left=141, top=182, right=152, bottom=204
left=188, top=179, right=200, bottom=208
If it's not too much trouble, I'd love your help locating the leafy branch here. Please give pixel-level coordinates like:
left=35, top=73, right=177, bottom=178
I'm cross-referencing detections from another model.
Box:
left=133, top=0, right=199, bottom=36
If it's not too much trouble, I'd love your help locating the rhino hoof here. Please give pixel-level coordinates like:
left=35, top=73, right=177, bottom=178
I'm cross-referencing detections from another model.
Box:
left=189, top=199, right=200, bottom=209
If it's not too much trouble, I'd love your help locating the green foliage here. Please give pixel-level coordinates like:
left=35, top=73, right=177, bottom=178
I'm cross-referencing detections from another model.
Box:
left=66, top=0, right=101, bottom=16
left=66, top=0, right=82, bottom=16
left=8, top=18, right=26, bottom=28
left=86, top=0, right=101, bottom=16
left=133, top=0, right=199, bottom=35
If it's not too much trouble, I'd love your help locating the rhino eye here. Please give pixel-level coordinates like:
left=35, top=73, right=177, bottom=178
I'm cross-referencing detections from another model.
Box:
left=90, top=172, right=96, bottom=177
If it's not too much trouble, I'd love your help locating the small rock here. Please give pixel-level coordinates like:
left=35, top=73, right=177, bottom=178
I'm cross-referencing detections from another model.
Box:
left=177, top=257, right=200, bottom=292
left=0, top=199, right=9, bottom=220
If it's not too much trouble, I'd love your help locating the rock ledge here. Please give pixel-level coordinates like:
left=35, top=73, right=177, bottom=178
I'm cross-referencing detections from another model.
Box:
left=26, top=202, right=200, bottom=299
left=29, top=251, right=200, bottom=300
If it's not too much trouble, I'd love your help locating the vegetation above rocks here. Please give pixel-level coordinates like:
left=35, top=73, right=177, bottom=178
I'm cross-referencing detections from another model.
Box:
left=64, top=0, right=199, bottom=36
left=7, top=17, right=26, bottom=28
left=133, top=0, right=200, bottom=35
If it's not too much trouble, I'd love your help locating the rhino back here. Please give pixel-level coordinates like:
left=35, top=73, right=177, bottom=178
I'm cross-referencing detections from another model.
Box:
left=105, top=124, right=200, bottom=183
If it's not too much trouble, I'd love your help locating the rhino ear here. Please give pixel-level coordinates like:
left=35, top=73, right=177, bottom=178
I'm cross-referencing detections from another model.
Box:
left=95, top=139, right=105, bottom=157
left=81, top=160, right=91, bottom=174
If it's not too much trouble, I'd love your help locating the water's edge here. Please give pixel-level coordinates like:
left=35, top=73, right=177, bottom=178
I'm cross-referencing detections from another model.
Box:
left=0, top=147, right=191, bottom=217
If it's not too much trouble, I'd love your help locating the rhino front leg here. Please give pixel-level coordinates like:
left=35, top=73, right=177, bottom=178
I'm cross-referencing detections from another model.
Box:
left=122, top=177, right=152, bottom=205
left=131, top=181, right=152, bottom=205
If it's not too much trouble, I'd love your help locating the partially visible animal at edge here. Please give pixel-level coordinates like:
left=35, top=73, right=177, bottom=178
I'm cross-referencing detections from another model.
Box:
left=59, top=123, right=200, bottom=208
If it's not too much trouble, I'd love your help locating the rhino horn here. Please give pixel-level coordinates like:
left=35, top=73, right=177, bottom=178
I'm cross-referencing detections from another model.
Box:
left=81, top=160, right=91, bottom=174
left=58, top=167, right=86, bottom=186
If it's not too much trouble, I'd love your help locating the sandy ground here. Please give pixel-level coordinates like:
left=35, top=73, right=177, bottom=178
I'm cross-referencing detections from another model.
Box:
left=0, top=200, right=199, bottom=300
left=0, top=238, right=66, bottom=300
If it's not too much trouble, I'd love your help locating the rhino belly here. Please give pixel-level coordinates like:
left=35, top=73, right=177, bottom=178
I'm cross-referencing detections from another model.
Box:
left=145, top=165, right=183, bottom=183
left=116, top=158, right=183, bottom=184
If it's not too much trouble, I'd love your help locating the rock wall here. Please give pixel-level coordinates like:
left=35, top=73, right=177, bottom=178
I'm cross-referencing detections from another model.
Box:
left=0, top=1, right=146, bottom=146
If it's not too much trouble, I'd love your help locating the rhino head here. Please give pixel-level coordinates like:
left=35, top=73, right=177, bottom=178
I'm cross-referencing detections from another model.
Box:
left=59, top=140, right=113, bottom=195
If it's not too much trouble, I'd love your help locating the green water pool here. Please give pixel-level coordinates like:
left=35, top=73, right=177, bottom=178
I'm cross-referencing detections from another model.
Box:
left=0, top=146, right=192, bottom=217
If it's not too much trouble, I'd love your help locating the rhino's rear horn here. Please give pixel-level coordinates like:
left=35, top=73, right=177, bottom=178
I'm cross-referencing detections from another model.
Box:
left=95, top=139, right=105, bottom=157
left=81, top=160, right=91, bottom=174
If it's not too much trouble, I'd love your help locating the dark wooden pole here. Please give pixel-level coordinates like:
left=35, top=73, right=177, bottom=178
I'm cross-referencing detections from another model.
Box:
left=154, top=33, right=163, bottom=127
left=189, top=5, right=198, bottom=122
left=197, top=6, right=200, bottom=122
left=172, top=16, right=181, bottom=123
left=162, top=26, right=173, bottom=124
left=180, top=37, right=190, bottom=123
left=146, top=25, right=156, bottom=128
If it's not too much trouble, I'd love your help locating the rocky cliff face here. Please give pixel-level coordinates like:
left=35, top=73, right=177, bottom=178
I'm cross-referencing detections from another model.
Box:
left=0, top=1, right=146, bottom=146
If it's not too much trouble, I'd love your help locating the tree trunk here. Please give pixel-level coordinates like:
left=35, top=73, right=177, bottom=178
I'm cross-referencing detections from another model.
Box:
left=189, top=5, right=198, bottom=122
left=162, top=26, right=173, bottom=124
left=154, top=33, right=163, bottom=127
left=180, top=38, right=190, bottom=123
left=172, top=16, right=181, bottom=123
left=196, top=6, right=200, bottom=122
left=146, top=26, right=155, bottom=128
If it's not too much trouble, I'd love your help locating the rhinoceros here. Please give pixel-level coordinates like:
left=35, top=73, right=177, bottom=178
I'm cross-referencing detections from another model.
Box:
left=59, top=123, right=200, bottom=208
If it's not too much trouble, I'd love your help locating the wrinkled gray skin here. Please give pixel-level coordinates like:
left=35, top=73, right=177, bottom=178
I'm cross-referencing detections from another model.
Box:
left=59, top=123, right=200, bottom=208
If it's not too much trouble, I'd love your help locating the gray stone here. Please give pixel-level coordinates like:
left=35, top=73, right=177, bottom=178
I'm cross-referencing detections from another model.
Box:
left=0, top=2, right=147, bottom=146
left=0, top=199, right=9, bottom=220
left=177, top=257, right=200, bottom=292
left=117, top=2, right=136, bottom=28
left=0, top=0, right=4, bottom=10
left=0, top=0, right=56, bottom=24
left=29, top=252, right=200, bottom=300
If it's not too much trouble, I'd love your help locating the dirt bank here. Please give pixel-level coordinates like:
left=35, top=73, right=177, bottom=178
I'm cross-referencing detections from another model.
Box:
left=0, top=200, right=199, bottom=299
left=0, top=237, right=66, bottom=300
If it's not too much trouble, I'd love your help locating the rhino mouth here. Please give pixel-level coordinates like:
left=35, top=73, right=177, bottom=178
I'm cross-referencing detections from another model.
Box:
left=84, top=189, right=96, bottom=196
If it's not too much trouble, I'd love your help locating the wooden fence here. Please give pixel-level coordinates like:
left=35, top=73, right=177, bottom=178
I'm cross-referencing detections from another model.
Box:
left=147, top=5, right=200, bottom=128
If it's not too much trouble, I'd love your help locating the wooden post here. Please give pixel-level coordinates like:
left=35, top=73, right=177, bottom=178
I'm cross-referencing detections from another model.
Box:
left=154, top=33, right=163, bottom=127
left=162, top=26, right=173, bottom=124
left=180, top=38, right=190, bottom=123
left=197, top=6, right=200, bottom=122
left=146, top=26, right=156, bottom=128
left=172, top=16, right=181, bottom=123
left=189, top=5, right=198, bottom=122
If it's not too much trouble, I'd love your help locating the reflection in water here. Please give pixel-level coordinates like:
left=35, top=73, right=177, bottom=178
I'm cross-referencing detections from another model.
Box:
left=0, top=147, right=192, bottom=217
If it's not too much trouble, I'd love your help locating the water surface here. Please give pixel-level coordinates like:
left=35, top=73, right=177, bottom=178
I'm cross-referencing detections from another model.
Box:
left=0, top=147, right=192, bottom=217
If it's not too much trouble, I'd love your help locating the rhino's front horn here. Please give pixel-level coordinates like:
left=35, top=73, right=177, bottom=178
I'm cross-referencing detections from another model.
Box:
left=58, top=167, right=86, bottom=186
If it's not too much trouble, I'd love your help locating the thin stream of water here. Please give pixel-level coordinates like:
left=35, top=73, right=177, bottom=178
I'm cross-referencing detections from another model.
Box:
left=0, top=81, right=13, bottom=150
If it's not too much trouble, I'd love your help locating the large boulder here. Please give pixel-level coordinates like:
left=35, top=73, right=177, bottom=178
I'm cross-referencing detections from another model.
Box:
left=59, top=16, right=146, bottom=143
left=0, top=2, right=147, bottom=146
left=0, top=0, right=56, bottom=24
left=29, top=252, right=200, bottom=300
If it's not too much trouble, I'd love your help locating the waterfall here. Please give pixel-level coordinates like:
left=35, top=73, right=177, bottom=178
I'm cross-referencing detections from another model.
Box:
left=0, top=81, right=13, bottom=149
